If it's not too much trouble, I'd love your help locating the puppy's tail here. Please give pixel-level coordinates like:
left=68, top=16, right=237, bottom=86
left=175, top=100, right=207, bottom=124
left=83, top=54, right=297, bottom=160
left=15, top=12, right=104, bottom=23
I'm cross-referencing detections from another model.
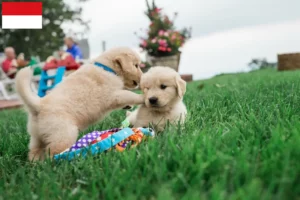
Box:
left=15, top=67, right=41, bottom=114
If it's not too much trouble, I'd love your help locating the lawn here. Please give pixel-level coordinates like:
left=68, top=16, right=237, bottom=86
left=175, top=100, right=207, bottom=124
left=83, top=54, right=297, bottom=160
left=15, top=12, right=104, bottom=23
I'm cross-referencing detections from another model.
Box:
left=0, top=69, right=299, bottom=199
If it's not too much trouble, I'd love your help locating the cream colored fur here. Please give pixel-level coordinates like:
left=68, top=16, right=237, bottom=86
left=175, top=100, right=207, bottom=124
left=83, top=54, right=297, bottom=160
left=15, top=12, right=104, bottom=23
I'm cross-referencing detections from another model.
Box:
left=16, top=47, right=144, bottom=161
left=126, top=67, right=187, bottom=132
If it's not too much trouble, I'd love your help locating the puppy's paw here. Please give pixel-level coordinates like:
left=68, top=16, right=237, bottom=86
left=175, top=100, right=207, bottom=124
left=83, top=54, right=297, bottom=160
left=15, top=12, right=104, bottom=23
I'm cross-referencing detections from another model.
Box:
left=123, top=105, right=132, bottom=110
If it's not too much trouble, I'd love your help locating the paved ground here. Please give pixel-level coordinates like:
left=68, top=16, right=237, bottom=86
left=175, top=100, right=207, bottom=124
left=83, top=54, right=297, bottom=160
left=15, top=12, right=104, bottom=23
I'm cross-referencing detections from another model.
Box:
left=0, top=100, right=22, bottom=110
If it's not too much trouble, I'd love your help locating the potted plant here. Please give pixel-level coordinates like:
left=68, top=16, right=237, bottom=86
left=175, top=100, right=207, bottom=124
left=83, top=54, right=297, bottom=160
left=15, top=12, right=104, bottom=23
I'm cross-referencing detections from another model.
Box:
left=136, top=0, right=191, bottom=72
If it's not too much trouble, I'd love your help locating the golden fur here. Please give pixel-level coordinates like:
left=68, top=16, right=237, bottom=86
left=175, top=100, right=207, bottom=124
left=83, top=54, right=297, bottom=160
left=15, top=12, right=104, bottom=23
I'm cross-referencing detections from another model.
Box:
left=16, top=47, right=144, bottom=161
left=126, top=67, right=187, bottom=132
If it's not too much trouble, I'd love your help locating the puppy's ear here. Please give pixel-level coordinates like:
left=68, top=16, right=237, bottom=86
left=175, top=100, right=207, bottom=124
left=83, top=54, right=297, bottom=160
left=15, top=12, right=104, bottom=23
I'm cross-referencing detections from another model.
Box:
left=114, top=53, right=134, bottom=73
left=175, top=76, right=186, bottom=98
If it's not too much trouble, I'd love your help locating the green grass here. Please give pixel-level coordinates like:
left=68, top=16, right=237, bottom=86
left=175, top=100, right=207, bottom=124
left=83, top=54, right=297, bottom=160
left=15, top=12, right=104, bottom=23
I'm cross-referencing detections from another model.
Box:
left=1, top=69, right=300, bottom=199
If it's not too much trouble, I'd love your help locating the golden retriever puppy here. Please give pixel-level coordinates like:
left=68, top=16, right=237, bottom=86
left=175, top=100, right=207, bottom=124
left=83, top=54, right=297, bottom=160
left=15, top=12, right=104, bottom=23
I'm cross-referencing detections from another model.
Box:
left=16, top=47, right=144, bottom=161
left=126, top=66, right=187, bottom=132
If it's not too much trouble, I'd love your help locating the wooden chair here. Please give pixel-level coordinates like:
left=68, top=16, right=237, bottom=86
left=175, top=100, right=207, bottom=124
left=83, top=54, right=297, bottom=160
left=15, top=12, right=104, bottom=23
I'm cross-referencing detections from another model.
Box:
left=37, top=66, right=66, bottom=97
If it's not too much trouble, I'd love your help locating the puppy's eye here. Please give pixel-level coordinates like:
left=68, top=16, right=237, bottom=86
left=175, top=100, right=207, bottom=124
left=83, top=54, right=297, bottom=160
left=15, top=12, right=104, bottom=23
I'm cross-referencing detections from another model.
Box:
left=135, top=64, right=139, bottom=68
left=160, top=84, right=167, bottom=90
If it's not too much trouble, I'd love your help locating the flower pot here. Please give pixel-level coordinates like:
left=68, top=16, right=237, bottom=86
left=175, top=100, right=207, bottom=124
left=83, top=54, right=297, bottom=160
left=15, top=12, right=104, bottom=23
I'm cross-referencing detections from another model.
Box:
left=180, top=74, right=193, bottom=82
left=147, top=53, right=181, bottom=72
left=278, top=53, right=300, bottom=71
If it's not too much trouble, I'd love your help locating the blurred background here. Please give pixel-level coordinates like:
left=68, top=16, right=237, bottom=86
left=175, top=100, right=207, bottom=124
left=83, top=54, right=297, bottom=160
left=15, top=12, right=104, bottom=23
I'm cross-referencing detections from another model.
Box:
left=1, top=0, right=300, bottom=80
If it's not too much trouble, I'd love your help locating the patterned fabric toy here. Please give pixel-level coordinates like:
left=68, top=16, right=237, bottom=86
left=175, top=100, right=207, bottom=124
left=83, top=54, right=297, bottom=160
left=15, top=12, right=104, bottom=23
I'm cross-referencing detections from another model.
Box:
left=54, top=127, right=155, bottom=161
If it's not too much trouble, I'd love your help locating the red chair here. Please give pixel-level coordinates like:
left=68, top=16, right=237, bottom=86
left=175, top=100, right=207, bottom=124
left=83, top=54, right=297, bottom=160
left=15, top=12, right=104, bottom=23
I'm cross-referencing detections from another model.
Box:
left=57, top=55, right=80, bottom=70
left=43, top=55, right=80, bottom=71
left=43, top=58, right=59, bottom=70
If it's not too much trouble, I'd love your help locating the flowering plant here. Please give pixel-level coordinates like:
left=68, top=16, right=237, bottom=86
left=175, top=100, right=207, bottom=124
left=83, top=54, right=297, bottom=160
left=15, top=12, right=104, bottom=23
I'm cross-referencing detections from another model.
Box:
left=139, top=61, right=152, bottom=73
left=137, top=0, right=191, bottom=57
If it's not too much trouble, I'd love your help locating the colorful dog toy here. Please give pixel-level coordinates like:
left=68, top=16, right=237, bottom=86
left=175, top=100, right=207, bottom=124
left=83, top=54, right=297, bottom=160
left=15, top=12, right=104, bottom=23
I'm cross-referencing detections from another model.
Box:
left=54, top=127, right=155, bottom=161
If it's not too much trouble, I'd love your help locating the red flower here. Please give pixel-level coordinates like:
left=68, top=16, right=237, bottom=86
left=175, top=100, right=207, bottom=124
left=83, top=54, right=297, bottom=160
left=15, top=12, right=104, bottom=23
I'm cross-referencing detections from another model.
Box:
left=151, top=38, right=157, bottom=43
left=154, top=8, right=162, bottom=13
left=158, top=46, right=167, bottom=52
left=158, top=39, right=167, bottom=47
left=141, top=40, right=147, bottom=48
left=158, top=30, right=165, bottom=36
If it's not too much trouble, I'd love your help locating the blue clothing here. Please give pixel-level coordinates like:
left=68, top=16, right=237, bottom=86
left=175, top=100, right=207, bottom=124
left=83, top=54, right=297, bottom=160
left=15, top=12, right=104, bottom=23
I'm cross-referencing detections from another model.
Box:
left=66, top=44, right=83, bottom=59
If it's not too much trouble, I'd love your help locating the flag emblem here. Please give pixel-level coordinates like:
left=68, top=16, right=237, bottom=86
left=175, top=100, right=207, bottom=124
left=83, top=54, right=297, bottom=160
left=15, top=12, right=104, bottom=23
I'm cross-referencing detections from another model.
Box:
left=2, top=2, right=43, bottom=29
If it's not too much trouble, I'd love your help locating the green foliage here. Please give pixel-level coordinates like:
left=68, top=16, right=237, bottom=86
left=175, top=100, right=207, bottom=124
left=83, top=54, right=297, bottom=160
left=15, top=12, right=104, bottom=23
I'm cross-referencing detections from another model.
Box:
left=137, top=0, right=191, bottom=57
left=0, top=0, right=89, bottom=60
left=1, top=69, right=300, bottom=199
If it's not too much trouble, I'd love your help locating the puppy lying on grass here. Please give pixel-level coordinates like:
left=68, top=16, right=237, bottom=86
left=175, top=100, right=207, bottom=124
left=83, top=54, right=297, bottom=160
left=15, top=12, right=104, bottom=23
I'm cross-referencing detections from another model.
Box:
left=126, top=67, right=187, bottom=132
left=16, top=47, right=145, bottom=161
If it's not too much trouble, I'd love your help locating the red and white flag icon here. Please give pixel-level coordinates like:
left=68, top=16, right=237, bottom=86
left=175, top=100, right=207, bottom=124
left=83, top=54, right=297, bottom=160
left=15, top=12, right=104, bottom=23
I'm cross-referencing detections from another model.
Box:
left=2, top=2, right=43, bottom=29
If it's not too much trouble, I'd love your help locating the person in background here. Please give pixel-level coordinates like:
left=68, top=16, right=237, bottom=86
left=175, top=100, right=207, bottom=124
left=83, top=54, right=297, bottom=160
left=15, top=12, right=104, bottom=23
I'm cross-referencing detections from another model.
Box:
left=1, top=47, right=18, bottom=79
left=64, top=37, right=83, bottom=60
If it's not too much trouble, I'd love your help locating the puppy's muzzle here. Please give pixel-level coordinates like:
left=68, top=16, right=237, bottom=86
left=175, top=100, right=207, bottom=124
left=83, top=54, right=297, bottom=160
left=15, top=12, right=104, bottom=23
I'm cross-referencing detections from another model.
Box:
left=149, top=97, right=158, bottom=105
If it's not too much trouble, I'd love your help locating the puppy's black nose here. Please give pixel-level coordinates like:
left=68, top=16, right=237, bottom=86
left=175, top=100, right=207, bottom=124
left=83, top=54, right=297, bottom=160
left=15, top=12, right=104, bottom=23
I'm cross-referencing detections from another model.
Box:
left=133, top=80, right=138, bottom=86
left=149, top=97, right=158, bottom=105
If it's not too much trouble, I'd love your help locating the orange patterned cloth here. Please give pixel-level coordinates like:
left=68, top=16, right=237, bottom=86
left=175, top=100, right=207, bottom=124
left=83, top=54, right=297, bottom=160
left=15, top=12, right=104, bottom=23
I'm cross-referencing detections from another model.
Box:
left=115, top=128, right=145, bottom=152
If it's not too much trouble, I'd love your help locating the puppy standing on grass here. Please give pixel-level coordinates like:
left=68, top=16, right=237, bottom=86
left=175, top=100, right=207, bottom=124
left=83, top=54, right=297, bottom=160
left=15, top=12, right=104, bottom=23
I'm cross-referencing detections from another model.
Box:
left=126, top=67, right=187, bottom=132
left=16, top=47, right=145, bottom=161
